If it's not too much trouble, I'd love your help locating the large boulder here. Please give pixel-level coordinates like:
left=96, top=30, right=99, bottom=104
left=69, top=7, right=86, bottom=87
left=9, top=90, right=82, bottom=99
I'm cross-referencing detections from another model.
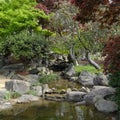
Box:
left=69, top=77, right=78, bottom=81
left=0, top=63, right=24, bottom=77
left=28, top=68, right=39, bottom=74
left=92, top=86, right=115, bottom=97
left=17, top=74, right=39, bottom=84
left=24, top=74, right=39, bottom=84
left=66, top=91, right=86, bottom=102
left=0, top=102, right=12, bottom=111
left=5, top=80, right=30, bottom=94
left=84, top=94, right=95, bottom=104
left=42, top=84, right=52, bottom=94
left=79, top=87, right=90, bottom=93
left=93, top=74, right=108, bottom=86
left=78, top=71, right=95, bottom=86
left=16, top=94, right=39, bottom=103
left=62, top=64, right=75, bottom=79
left=31, top=86, right=42, bottom=96
left=84, top=86, right=115, bottom=104
left=2, top=63, right=24, bottom=71
left=9, top=73, right=23, bottom=80
left=0, top=70, right=16, bottom=78
left=94, top=96, right=118, bottom=113
left=37, top=67, right=53, bottom=75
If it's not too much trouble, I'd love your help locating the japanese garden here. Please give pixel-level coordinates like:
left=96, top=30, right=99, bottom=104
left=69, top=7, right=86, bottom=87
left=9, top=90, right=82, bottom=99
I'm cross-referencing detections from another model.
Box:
left=0, top=0, right=120, bottom=120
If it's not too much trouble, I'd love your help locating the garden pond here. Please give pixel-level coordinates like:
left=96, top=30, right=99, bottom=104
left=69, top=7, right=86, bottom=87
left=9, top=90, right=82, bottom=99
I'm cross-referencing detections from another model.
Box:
left=0, top=99, right=119, bottom=120
left=0, top=79, right=119, bottom=120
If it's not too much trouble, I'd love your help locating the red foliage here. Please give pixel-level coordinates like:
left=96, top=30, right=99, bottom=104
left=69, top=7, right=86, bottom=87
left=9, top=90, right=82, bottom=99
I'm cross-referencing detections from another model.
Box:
left=35, top=3, right=49, bottom=14
left=103, top=36, right=120, bottom=74
left=70, top=0, right=120, bottom=26
left=43, top=0, right=56, bottom=11
left=36, top=0, right=61, bottom=12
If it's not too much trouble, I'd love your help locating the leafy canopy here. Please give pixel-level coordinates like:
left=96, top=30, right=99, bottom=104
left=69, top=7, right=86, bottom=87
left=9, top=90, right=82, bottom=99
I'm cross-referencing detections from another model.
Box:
left=0, top=0, right=50, bottom=37
left=0, top=31, right=51, bottom=59
left=70, top=0, right=120, bottom=27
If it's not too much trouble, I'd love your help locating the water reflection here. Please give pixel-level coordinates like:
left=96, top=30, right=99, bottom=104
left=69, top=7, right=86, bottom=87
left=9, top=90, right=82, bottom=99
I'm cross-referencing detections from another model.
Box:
left=0, top=100, right=119, bottom=120
left=75, top=106, right=84, bottom=120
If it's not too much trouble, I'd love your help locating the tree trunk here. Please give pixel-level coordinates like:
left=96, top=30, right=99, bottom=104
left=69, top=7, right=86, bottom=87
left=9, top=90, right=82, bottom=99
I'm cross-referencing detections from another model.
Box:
left=86, top=52, right=101, bottom=70
left=69, top=47, right=79, bottom=66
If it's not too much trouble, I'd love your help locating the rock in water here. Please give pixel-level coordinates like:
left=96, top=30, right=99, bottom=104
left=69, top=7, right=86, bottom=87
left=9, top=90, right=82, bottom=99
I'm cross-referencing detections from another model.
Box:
left=16, top=95, right=39, bottom=103
left=84, top=86, right=115, bottom=104
left=66, top=91, right=86, bottom=102
left=95, top=98, right=118, bottom=113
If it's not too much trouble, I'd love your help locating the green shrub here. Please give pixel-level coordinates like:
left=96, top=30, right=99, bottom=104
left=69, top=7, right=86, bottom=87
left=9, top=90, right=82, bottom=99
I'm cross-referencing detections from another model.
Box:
left=115, top=88, right=120, bottom=109
left=4, top=91, right=12, bottom=100
left=108, top=72, right=120, bottom=109
left=31, top=82, right=42, bottom=86
left=108, top=72, right=120, bottom=87
left=0, top=31, right=51, bottom=59
left=12, top=92, right=21, bottom=99
left=0, top=0, right=50, bottom=37
left=39, top=73, right=59, bottom=84
left=4, top=91, right=21, bottom=100
left=26, top=90, right=37, bottom=96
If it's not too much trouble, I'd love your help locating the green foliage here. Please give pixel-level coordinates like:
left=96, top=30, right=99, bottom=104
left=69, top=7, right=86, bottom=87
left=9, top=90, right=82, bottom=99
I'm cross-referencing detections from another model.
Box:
left=0, top=0, right=54, bottom=59
left=109, top=73, right=120, bottom=108
left=74, top=65, right=102, bottom=74
left=49, top=2, right=106, bottom=60
left=27, top=90, right=37, bottom=96
left=0, top=0, right=50, bottom=37
left=4, top=91, right=12, bottom=100
left=108, top=72, right=120, bottom=87
left=0, top=31, right=51, bottom=59
left=48, top=2, right=80, bottom=56
left=50, top=36, right=70, bottom=55
left=115, top=88, right=120, bottom=109
left=39, top=73, right=59, bottom=84
left=77, top=23, right=107, bottom=54
left=109, top=74, right=120, bottom=108
left=31, top=82, right=42, bottom=87
left=11, top=92, right=21, bottom=99
left=4, top=91, right=21, bottom=100
left=35, top=26, right=55, bottom=37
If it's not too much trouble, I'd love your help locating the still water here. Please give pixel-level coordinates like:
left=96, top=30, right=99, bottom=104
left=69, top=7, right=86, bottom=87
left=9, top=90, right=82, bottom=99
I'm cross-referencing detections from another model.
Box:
left=0, top=99, right=118, bottom=120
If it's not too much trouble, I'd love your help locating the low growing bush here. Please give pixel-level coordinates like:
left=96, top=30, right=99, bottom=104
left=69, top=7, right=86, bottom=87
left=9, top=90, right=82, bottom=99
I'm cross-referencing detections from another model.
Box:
left=4, top=91, right=12, bottom=100
left=4, top=91, right=21, bottom=100
left=26, top=90, right=37, bottom=96
left=39, top=73, right=59, bottom=84
left=0, top=31, right=51, bottom=60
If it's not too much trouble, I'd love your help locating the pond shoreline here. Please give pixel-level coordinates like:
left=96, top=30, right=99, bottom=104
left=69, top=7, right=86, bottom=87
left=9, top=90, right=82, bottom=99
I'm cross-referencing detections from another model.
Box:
left=0, top=98, right=119, bottom=120
left=0, top=64, right=119, bottom=120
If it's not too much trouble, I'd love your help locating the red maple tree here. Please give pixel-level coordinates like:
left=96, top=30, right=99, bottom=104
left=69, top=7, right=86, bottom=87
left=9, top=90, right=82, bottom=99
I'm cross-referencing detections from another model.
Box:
left=70, top=0, right=120, bottom=26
